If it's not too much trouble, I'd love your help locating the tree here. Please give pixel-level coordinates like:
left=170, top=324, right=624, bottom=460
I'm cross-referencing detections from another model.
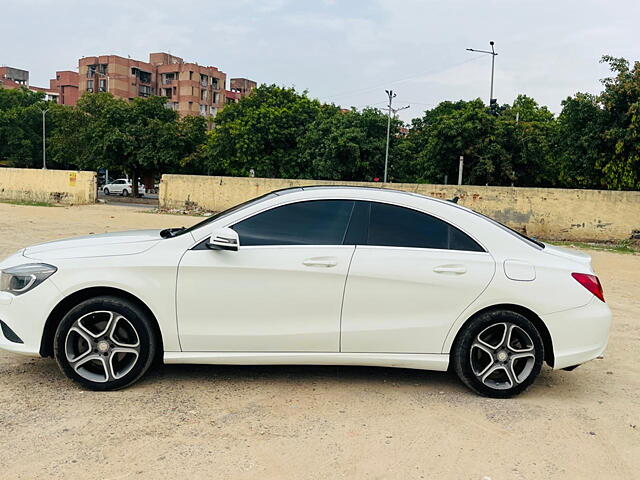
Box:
left=299, top=107, right=405, bottom=181
left=496, top=95, right=558, bottom=187
left=0, top=88, right=49, bottom=168
left=596, top=56, right=640, bottom=190
left=204, top=85, right=324, bottom=178
left=406, top=99, right=508, bottom=185
left=51, top=93, right=207, bottom=194
left=555, top=93, right=606, bottom=188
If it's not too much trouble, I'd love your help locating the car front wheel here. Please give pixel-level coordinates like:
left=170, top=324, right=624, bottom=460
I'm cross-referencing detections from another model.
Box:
left=452, top=310, right=544, bottom=398
left=54, top=296, right=157, bottom=391
left=122, top=189, right=129, bottom=197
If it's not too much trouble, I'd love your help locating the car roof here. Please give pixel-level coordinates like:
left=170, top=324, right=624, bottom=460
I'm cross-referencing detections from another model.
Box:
left=271, top=185, right=469, bottom=212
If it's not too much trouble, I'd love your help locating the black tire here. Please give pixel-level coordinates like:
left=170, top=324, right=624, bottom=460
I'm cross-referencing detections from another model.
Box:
left=122, top=189, right=129, bottom=197
left=54, top=296, right=157, bottom=391
left=103, top=188, right=110, bottom=195
left=452, top=310, right=544, bottom=398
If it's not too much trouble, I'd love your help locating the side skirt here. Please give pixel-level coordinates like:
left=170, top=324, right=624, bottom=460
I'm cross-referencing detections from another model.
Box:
left=163, top=352, right=449, bottom=372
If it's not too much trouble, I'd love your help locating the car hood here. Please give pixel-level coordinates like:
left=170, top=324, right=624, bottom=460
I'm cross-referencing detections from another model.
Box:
left=23, top=230, right=162, bottom=260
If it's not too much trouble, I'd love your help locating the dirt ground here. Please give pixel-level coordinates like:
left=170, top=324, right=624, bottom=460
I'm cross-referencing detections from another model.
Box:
left=0, top=202, right=638, bottom=480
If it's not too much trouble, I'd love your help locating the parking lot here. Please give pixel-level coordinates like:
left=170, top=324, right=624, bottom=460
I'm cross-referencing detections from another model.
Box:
left=0, top=202, right=638, bottom=479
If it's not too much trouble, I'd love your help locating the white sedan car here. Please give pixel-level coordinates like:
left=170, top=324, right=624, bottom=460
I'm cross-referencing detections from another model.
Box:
left=0, top=187, right=611, bottom=397
left=102, top=179, right=146, bottom=197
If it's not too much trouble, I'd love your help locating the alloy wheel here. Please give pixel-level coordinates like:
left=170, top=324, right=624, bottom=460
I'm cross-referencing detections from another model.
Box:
left=469, top=322, right=536, bottom=390
left=64, top=310, right=141, bottom=383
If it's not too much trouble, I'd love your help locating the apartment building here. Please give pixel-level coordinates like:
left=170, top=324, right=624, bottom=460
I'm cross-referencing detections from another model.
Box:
left=0, top=66, right=29, bottom=88
left=3, top=54, right=256, bottom=115
left=78, top=52, right=231, bottom=118
left=230, top=77, right=257, bottom=96
left=0, top=66, right=64, bottom=103
left=49, top=71, right=79, bottom=105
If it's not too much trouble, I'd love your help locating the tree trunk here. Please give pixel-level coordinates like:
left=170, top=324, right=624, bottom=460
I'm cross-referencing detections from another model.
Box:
left=131, top=166, right=139, bottom=197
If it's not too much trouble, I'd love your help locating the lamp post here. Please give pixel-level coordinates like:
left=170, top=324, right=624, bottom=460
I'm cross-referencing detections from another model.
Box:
left=39, top=108, right=50, bottom=169
left=383, top=89, right=409, bottom=183
left=466, top=41, right=498, bottom=109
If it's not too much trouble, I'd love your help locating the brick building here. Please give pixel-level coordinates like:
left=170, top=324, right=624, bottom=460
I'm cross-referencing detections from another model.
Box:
left=0, top=66, right=29, bottom=88
left=49, top=71, right=79, bottom=105
left=78, top=52, right=235, bottom=118
left=225, top=78, right=257, bottom=105
left=0, top=66, right=63, bottom=103
left=230, top=77, right=257, bottom=96
left=3, top=54, right=256, bottom=115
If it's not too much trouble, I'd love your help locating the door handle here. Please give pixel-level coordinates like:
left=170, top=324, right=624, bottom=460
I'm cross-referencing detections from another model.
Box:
left=303, top=257, right=338, bottom=268
left=433, top=265, right=467, bottom=274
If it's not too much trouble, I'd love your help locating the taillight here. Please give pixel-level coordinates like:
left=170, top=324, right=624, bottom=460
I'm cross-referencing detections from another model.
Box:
left=571, top=273, right=605, bottom=302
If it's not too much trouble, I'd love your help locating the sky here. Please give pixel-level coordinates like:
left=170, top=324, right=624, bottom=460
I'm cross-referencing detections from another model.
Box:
left=2, top=0, right=639, bottom=122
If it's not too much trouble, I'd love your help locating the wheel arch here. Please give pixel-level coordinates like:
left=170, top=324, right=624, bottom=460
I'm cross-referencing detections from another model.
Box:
left=449, top=304, right=555, bottom=367
left=40, top=286, right=164, bottom=359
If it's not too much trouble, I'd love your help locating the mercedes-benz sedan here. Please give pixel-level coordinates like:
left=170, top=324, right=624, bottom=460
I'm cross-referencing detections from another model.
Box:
left=0, top=187, right=611, bottom=397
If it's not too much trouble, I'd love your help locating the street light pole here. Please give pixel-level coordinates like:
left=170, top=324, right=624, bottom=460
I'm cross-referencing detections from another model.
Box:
left=466, top=41, right=498, bottom=107
left=383, top=90, right=409, bottom=183
left=384, top=89, right=396, bottom=183
left=40, top=108, right=50, bottom=169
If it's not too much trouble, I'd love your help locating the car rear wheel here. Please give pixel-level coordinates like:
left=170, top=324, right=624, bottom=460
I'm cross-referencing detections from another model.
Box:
left=103, top=188, right=110, bottom=195
left=54, top=296, right=156, bottom=391
left=452, top=310, right=544, bottom=398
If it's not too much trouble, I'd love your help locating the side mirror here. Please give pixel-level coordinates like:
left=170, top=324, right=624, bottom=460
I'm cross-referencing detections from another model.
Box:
left=206, top=227, right=240, bottom=251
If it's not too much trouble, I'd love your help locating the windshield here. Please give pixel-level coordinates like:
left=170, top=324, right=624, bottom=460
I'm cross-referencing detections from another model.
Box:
left=164, top=192, right=278, bottom=238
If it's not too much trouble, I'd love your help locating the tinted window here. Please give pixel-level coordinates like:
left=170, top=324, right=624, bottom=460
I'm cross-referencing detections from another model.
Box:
left=232, top=200, right=355, bottom=246
left=367, top=202, right=484, bottom=252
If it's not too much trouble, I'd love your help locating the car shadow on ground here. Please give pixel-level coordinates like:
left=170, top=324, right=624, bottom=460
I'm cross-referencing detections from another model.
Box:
left=147, top=362, right=460, bottom=388
left=2, top=355, right=584, bottom=400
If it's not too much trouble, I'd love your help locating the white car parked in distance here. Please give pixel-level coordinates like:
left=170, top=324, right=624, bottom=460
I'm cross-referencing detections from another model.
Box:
left=0, top=186, right=612, bottom=397
left=102, top=179, right=146, bottom=197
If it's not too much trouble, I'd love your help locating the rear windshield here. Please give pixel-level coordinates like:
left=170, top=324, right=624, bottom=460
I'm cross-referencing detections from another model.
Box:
left=472, top=210, right=545, bottom=249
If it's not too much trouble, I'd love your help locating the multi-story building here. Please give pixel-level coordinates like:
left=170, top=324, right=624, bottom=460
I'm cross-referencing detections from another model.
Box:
left=0, top=65, right=63, bottom=103
left=78, top=52, right=232, bottom=118
left=48, top=71, right=79, bottom=105
left=0, top=66, right=29, bottom=88
left=3, top=55, right=256, bottom=116
left=225, top=78, right=257, bottom=105
left=229, top=78, right=257, bottom=96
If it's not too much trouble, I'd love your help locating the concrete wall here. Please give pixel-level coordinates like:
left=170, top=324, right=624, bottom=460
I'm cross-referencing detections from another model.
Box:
left=0, top=168, right=97, bottom=205
left=159, top=174, right=640, bottom=241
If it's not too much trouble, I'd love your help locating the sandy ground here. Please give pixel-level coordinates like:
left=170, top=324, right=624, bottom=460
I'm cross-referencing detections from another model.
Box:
left=0, top=202, right=638, bottom=480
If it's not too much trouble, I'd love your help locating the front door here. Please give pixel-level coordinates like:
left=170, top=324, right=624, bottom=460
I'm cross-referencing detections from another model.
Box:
left=177, top=200, right=357, bottom=352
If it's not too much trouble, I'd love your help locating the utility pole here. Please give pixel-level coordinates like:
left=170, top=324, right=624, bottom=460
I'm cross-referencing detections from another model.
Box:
left=383, top=89, right=409, bottom=183
left=39, top=107, right=50, bottom=169
left=458, top=155, right=464, bottom=185
left=466, top=41, right=498, bottom=111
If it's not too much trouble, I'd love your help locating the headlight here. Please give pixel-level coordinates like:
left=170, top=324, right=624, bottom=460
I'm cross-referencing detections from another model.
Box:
left=0, top=263, right=57, bottom=296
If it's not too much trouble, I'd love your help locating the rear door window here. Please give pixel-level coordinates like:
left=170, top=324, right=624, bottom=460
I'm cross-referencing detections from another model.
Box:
left=367, top=202, right=484, bottom=252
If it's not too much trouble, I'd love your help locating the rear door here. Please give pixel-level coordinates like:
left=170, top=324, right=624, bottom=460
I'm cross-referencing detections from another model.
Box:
left=341, top=201, right=495, bottom=353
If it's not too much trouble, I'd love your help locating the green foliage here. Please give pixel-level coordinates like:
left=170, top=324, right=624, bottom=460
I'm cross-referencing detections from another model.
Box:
left=0, top=88, right=48, bottom=168
left=404, top=95, right=557, bottom=186
left=49, top=93, right=208, bottom=192
left=204, top=85, right=324, bottom=177
left=597, top=56, right=640, bottom=190
left=1, top=55, right=639, bottom=192
left=556, top=93, right=606, bottom=188
left=203, top=85, right=405, bottom=181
